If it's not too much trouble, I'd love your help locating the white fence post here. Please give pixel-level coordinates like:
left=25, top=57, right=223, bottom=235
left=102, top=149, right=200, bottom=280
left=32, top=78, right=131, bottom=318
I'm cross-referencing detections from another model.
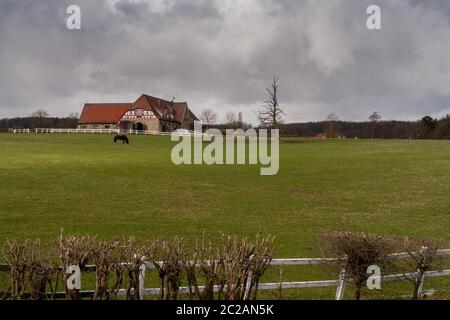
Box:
left=139, top=261, right=146, bottom=300
left=244, top=271, right=253, bottom=300
left=243, top=254, right=255, bottom=300
left=335, top=266, right=346, bottom=300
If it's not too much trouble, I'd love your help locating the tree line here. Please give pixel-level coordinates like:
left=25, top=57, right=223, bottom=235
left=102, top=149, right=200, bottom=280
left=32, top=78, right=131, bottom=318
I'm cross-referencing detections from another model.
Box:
left=200, top=77, right=449, bottom=139
left=280, top=116, right=450, bottom=139
left=0, top=110, right=79, bottom=132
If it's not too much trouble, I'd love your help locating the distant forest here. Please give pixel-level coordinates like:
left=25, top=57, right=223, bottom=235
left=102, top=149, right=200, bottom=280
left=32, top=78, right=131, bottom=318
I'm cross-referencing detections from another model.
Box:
left=281, top=116, right=450, bottom=139
left=0, top=117, right=78, bottom=131
left=1, top=114, right=449, bottom=139
left=211, top=115, right=450, bottom=139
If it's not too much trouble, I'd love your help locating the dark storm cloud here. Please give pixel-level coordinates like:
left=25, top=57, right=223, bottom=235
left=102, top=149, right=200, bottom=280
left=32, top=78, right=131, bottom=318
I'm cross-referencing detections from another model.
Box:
left=0, top=0, right=450, bottom=123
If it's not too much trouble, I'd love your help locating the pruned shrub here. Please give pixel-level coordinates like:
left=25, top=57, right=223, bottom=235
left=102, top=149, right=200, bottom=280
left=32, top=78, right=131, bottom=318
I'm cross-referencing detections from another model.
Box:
left=0, top=233, right=275, bottom=300
left=185, top=234, right=224, bottom=300
left=152, top=237, right=186, bottom=300
left=2, top=239, right=59, bottom=300
left=400, top=237, right=445, bottom=300
left=184, top=233, right=274, bottom=300
left=59, top=233, right=95, bottom=300
left=119, top=237, right=157, bottom=300
left=90, top=240, right=122, bottom=300
left=244, top=233, right=275, bottom=300
left=216, top=233, right=274, bottom=300
left=323, top=231, right=394, bottom=300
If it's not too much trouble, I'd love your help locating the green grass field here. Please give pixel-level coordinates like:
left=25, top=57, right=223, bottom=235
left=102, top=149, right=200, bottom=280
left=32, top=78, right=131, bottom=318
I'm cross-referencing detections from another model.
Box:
left=0, top=133, right=449, bottom=299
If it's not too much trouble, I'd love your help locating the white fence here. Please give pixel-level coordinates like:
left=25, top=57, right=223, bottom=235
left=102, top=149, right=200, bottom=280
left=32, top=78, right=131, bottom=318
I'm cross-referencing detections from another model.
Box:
left=9, top=128, right=30, bottom=134
left=8, top=128, right=204, bottom=136
left=137, top=249, right=450, bottom=300
left=8, top=128, right=239, bottom=138
left=35, top=128, right=120, bottom=134
left=3, top=249, right=448, bottom=300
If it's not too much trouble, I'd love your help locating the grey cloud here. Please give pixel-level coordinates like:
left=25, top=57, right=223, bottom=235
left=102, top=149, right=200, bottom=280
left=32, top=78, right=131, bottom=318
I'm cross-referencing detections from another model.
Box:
left=0, top=0, right=449, bottom=123
left=114, top=1, right=149, bottom=19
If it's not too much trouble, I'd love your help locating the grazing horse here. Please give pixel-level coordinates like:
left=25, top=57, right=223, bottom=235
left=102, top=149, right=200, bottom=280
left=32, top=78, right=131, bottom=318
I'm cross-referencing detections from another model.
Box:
left=113, top=134, right=129, bottom=144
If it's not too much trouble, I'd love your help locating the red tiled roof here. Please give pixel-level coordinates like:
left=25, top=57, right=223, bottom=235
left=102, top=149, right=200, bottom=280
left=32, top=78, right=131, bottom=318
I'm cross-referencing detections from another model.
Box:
left=140, top=95, right=179, bottom=122
left=172, top=102, right=187, bottom=123
left=78, top=103, right=133, bottom=124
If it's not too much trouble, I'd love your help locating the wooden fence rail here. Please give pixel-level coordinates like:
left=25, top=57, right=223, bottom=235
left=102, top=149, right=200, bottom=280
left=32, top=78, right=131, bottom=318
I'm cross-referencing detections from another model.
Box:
left=1, top=249, right=449, bottom=300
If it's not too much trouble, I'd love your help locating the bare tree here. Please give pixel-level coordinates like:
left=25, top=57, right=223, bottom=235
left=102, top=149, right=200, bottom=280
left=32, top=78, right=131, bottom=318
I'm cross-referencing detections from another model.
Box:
left=31, top=110, right=50, bottom=128
left=257, top=77, right=286, bottom=128
left=325, top=113, right=340, bottom=138
left=400, top=238, right=445, bottom=300
left=68, top=112, right=80, bottom=119
left=368, top=111, right=381, bottom=139
left=323, top=232, right=394, bottom=300
left=31, top=110, right=49, bottom=118
left=200, top=109, right=217, bottom=130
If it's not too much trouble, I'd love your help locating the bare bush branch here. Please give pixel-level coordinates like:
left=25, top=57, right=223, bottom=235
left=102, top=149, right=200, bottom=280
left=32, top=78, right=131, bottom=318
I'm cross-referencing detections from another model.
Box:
left=400, top=237, right=445, bottom=300
left=323, top=231, right=394, bottom=300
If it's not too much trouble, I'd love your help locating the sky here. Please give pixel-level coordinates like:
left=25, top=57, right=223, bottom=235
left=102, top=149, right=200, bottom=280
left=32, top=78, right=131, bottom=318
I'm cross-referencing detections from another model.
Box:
left=1, top=0, right=450, bottom=125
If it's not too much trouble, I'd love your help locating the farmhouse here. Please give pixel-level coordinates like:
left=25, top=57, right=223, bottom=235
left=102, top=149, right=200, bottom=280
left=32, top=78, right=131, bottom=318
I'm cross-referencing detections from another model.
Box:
left=78, top=94, right=198, bottom=132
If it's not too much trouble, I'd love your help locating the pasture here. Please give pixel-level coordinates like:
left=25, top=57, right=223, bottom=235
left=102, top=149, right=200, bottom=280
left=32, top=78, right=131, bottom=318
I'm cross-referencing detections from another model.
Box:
left=0, top=133, right=449, bottom=299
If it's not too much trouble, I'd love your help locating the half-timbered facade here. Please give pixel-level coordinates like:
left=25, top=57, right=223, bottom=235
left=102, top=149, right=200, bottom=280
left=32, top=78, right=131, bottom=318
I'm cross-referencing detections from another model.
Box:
left=77, top=94, right=197, bottom=132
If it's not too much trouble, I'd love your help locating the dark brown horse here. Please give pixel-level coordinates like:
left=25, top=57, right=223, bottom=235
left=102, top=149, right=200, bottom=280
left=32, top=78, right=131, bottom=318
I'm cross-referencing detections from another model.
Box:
left=113, top=134, right=129, bottom=144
